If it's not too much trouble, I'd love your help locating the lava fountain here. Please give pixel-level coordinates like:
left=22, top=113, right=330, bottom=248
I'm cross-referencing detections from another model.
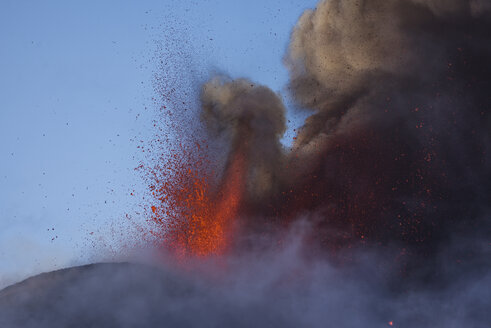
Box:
left=147, top=141, right=246, bottom=259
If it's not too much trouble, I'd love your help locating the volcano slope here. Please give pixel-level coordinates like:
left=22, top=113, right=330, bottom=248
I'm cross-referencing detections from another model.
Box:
left=0, top=263, right=191, bottom=327
left=0, top=254, right=489, bottom=328
left=0, top=262, right=238, bottom=328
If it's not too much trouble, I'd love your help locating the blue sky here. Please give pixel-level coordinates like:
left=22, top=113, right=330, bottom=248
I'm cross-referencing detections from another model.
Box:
left=0, top=0, right=317, bottom=287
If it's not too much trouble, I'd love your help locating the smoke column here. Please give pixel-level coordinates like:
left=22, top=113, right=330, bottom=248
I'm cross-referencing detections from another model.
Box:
left=194, top=0, right=491, bottom=267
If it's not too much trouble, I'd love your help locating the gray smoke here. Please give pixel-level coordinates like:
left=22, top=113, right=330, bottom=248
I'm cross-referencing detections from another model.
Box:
left=0, top=226, right=489, bottom=327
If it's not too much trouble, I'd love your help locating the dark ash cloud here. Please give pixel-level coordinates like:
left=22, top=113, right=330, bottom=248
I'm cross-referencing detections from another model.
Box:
left=204, top=0, right=491, bottom=265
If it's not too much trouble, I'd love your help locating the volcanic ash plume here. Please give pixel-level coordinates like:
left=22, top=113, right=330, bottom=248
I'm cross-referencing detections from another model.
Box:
left=201, top=77, right=287, bottom=200
left=195, top=0, right=491, bottom=264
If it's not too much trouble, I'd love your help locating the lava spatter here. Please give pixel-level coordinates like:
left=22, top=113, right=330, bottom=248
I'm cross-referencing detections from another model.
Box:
left=144, top=141, right=246, bottom=259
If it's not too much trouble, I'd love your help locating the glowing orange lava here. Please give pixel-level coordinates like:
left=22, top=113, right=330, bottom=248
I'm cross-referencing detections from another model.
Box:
left=185, top=151, right=245, bottom=257
left=147, top=143, right=246, bottom=258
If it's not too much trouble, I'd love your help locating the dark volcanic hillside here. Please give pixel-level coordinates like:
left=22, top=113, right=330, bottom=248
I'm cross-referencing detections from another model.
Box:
left=0, top=263, right=204, bottom=327
left=1, top=257, right=490, bottom=328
